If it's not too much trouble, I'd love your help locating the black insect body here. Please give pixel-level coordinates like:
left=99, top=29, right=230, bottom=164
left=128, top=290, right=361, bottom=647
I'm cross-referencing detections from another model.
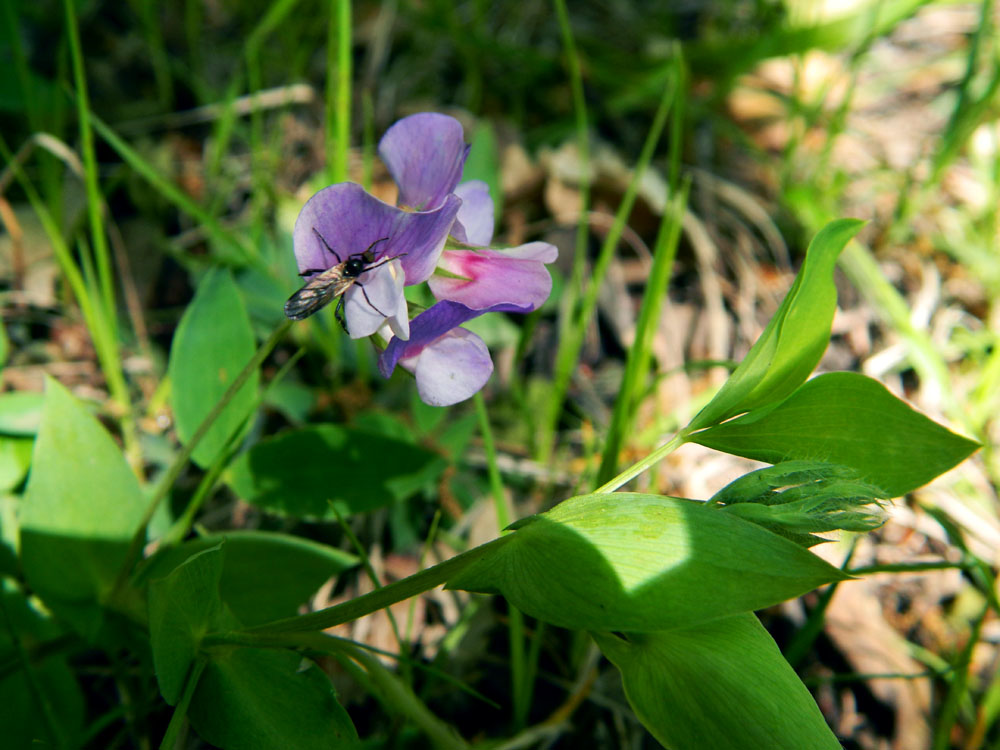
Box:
left=284, top=230, right=402, bottom=330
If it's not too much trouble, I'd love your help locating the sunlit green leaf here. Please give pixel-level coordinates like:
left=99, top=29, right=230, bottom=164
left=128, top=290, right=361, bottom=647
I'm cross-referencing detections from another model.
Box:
left=594, top=613, right=841, bottom=750
left=446, top=493, right=846, bottom=631
left=689, top=372, right=980, bottom=497
left=0, top=436, right=33, bottom=492
left=686, top=219, right=864, bottom=432
left=0, top=391, right=44, bottom=435
left=168, top=268, right=258, bottom=468
left=20, top=378, right=146, bottom=637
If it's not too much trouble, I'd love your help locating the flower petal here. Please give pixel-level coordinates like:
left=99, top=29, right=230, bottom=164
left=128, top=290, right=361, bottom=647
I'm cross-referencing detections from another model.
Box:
left=451, top=180, right=494, bottom=246
left=292, top=182, right=458, bottom=289
left=343, top=259, right=408, bottom=339
left=428, top=242, right=557, bottom=311
left=378, top=113, right=469, bottom=211
left=390, top=194, right=461, bottom=285
left=407, top=329, right=494, bottom=406
left=379, top=301, right=481, bottom=377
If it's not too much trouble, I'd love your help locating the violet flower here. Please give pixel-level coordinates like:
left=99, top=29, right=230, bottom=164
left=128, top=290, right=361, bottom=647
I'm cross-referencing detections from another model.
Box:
left=290, top=136, right=461, bottom=338
left=292, top=111, right=558, bottom=405
left=374, top=112, right=559, bottom=405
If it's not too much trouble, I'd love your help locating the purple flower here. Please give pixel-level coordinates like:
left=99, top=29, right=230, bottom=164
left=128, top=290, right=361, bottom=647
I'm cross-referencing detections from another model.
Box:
left=291, top=182, right=459, bottom=339
left=378, top=300, right=530, bottom=406
left=379, top=113, right=469, bottom=212
left=291, top=111, right=559, bottom=405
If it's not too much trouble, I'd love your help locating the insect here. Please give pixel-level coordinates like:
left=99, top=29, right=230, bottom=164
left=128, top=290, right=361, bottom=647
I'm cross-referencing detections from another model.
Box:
left=284, top=229, right=404, bottom=330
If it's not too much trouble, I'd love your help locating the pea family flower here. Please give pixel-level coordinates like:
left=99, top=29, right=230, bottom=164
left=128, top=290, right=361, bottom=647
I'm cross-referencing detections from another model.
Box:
left=290, top=182, right=459, bottom=339
left=290, top=111, right=558, bottom=405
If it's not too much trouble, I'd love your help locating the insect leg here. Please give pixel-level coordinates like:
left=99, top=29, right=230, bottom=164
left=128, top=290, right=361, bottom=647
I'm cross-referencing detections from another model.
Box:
left=312, top=228, right=343, bottom=263
left=356, top=282, right=391, bottom=318
left=334, top=294, right=349, bottom=332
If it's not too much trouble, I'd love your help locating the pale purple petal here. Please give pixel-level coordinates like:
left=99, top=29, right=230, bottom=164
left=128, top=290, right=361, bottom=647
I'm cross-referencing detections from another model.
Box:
left=391, top=194, right=461, bottom=285
left=406, top=329, right=493, bottom=406
left=292, top=182, right=458, bottom=288
left=428, top=242, right=557, bottom=310
left=343, top=260, right=408, bottom=339
left=451, top=181, right=494, bottom=246
left=379, top=300, right=526, bottom=378
left=378, top=113, right=470, bottom=211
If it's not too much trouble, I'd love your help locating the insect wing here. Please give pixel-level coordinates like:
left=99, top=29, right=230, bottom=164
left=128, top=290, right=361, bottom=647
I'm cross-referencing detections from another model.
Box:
left=283, top=264, right=356, bottom=320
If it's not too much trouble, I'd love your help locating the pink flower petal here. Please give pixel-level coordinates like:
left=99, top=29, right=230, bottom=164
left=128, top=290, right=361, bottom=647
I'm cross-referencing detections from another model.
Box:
left=428, top=242, right=557, bottom=310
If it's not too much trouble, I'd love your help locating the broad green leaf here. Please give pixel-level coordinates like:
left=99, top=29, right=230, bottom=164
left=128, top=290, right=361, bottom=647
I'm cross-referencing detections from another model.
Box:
left=168, top=268, right=258, bottom=468
left=226, top=425, right=444, bottom=518
left=189, top=648, right=359, bottom=749
left=0, top=391, right=44, bottom=435
left=686, top=219, right=864, bottom=432
left=689, top=372, right=980, bottom=497
left=149, top=545, right=226, bottom=704
left=141, top=531, right=357, bottom=626
left=0, top=436, right=33, bottom=491
left=446, top=493, right=846, bottom=632
left=0, top=587, right=85, bottom=748
left=20, top=378, right=146, bottom=637
left=594, top=613, right=841, bottom=750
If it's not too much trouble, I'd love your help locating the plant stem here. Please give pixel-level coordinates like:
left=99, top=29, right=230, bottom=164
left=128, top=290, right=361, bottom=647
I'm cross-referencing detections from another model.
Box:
left=240, top=536, right=508, bottom=634
left=111, top=320, right=293, bottom=599
left=593, top=431, right=687, bottom=494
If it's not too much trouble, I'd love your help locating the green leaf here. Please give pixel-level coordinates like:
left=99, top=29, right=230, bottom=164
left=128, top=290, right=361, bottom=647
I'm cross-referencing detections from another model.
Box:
left=0, top=587, right=85, bottom=749
left=689, top=372, right=980, bottom=497
left=141, top=531, right=357, bottom=626
left=149, top=545, right=226, bottom=704
left=20, top=378, right=146, bottom=637
left=226, top=425, right=443, bottom=518
left=0, top=436, right=33, bottom=491
left=686, top=219, right=864, bottom=432
left=446, top=493, right=846, bottom=632
left=168, top=268, right=258, bottom=468
left=594, top=613, right=842, bottom=750
left=189, top=648, right=359, bottom=749
left=0, top=391, right=45, bottom=435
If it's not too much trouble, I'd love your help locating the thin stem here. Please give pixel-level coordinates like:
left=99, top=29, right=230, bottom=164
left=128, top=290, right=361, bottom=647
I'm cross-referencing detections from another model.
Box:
left=328, top=0, right=352, bottom=183
left=242, top=536, right=507, bottom=634
left=158, top=659, right=206, bottom=750
left=593, top=431, right=686, bottom=494
left=111, top=320, right=293, bottom=599
left=64, top=0, right=115, bottom=328
left=542, top=0, right=590, bottom=464
left=474, top=392, right=527, bottom=726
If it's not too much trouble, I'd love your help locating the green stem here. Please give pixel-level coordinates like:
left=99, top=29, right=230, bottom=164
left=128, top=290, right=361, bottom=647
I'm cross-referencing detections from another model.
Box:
left=593, top=431, right=686, bottom=494
left=242, top=536, right=508, bottom=634
left=539, top=55, right=677, bottom=464
left=347, top=644, right=469, bottom=750
left=328, top=0, right=352, bottom=183
left=542, top=0, right=590, bottom=464
left=112, top=320, right=293, bottom=598
left=474, top=392, right=528, bottom=726
left=64, top=0, right=115, bottom=330
left=158, top=659, right=206, bottom=750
